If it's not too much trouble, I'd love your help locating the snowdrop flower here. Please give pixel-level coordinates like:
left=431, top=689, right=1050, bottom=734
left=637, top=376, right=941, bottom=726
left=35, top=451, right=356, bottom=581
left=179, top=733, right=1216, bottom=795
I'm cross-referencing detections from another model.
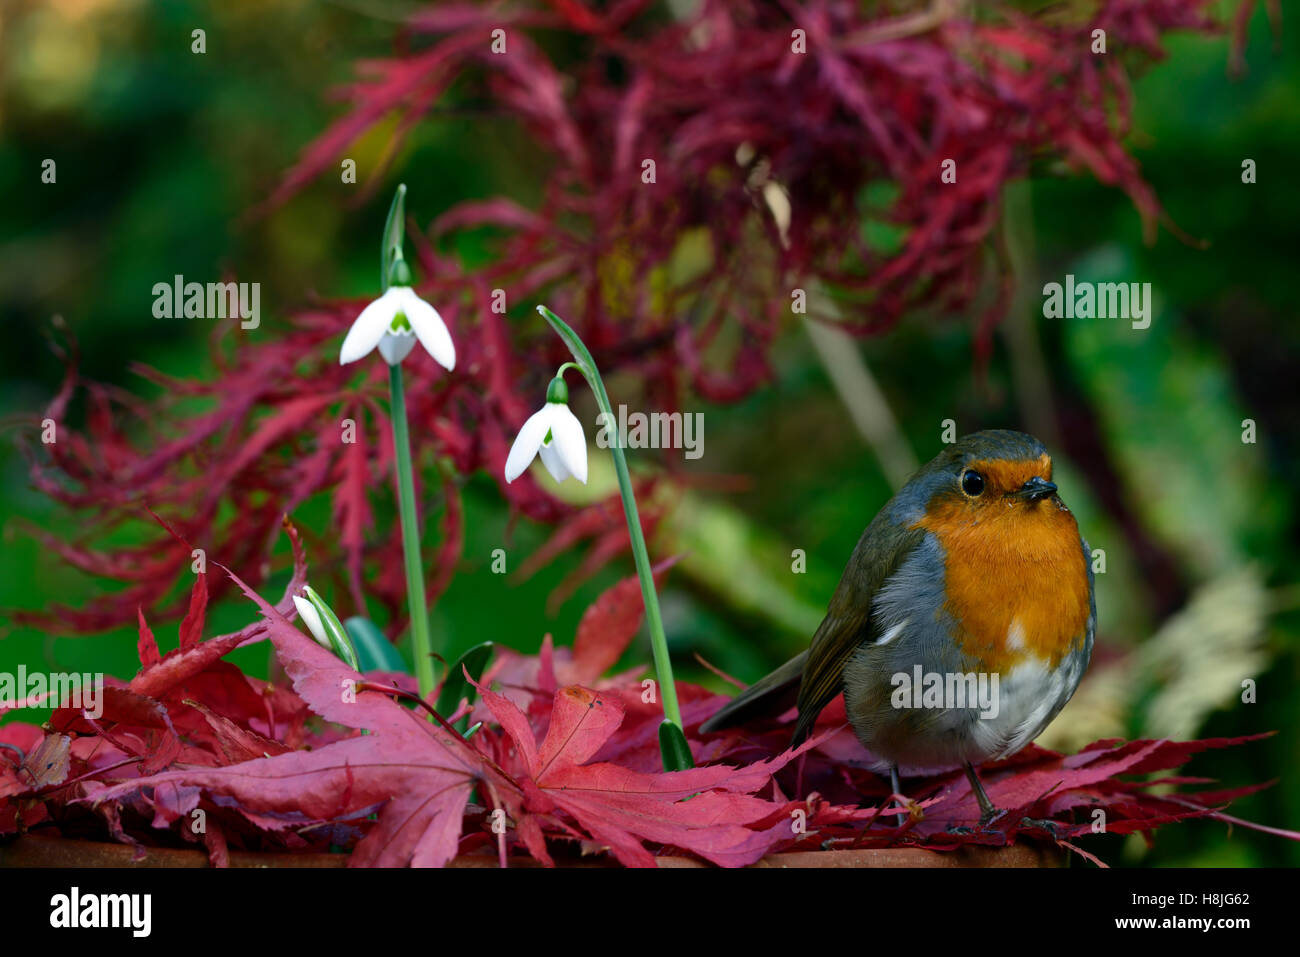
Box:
left=339, top=262, right=455, bottom=369
left=292, top=595, right=332, bottom=650
left=505, top=377, right=588, bottom=484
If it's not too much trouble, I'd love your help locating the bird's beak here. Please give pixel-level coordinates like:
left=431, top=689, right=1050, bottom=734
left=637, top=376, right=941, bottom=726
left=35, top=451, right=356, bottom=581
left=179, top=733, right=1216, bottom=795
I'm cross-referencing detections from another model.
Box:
left=1017, top=476, right=1058, bottom=502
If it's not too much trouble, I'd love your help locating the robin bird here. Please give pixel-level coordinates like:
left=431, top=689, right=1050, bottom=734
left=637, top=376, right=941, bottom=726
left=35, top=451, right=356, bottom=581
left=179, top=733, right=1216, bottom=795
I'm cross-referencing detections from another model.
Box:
left=700, top=430, right=1095, bottom=828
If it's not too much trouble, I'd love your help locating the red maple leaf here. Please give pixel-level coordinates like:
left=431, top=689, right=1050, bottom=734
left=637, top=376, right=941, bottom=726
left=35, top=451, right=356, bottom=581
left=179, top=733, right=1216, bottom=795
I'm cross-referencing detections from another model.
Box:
left=472, top=679, right=820, bottom=867
left=87, top=560, right=486, bottom=867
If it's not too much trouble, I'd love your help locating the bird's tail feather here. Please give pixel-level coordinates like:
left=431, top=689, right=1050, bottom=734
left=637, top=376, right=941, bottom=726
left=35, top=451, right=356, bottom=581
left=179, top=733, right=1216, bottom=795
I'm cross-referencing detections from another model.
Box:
left=698, top=650, right=809, bottom=735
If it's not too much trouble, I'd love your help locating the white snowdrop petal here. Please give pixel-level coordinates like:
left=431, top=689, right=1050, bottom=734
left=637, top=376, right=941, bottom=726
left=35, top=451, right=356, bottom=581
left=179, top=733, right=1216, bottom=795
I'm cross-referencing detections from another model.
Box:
left=339, top=287, right=402, bottom=365
left=293, top=596, right=330, bottom=648
left=547, top=403, right=588, bottom=484
left=504, top=407, right=554, bottom=483
left=400, top=288, right=456, bottom=371
left=377, top=330, right=417, bottom=365
left=538, top=442, right=572, bottom=483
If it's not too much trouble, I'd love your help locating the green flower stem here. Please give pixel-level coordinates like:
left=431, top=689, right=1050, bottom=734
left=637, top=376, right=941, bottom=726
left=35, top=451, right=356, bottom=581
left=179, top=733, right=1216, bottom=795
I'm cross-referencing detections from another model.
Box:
left=388, top=363, right=436, bottom=701
left=600, top=402, right=683, bottom=730
left=538, top=307, right=690, bottom=769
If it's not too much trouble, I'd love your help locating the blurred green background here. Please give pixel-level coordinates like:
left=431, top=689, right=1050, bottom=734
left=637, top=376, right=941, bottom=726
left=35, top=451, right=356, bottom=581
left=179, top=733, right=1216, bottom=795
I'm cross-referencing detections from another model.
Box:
left=1, top=0, right=1297, bottom=865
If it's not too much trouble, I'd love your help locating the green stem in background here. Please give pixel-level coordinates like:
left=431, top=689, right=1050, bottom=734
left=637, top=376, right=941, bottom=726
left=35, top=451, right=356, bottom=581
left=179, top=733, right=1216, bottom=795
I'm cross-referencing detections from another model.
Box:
left=389, top=363, right=436, bottom=700
left=538, top=306, right=692, bottom=770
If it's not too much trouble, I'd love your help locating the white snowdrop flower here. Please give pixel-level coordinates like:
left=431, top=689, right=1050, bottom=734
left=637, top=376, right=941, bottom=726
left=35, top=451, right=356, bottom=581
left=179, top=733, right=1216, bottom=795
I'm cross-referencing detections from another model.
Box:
left=339, top=274, right=455, bottom=369
left=504, top=377, right=588, bottom=485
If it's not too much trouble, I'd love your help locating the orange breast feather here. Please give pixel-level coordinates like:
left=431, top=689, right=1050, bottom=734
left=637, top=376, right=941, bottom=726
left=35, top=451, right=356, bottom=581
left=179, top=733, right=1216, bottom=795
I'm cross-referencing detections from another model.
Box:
left=914, top=497, right=1090, bottom=672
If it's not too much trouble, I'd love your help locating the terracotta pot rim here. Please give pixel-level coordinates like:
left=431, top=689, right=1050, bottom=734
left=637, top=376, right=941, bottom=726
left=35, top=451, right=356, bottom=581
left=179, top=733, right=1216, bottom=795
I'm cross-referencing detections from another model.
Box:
left=0, top=833, right=1065, bottom=868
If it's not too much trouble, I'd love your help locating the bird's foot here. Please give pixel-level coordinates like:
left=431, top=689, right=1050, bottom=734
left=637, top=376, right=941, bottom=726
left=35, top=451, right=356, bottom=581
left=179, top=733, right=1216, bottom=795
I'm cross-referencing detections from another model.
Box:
left=1017, top=816, right=1063, bottom=838
left=979, top=807, right=1007, bottom=829
left=959, top=762, right=1009, bottom=834
left=947, top=807, right=1006, bottom=835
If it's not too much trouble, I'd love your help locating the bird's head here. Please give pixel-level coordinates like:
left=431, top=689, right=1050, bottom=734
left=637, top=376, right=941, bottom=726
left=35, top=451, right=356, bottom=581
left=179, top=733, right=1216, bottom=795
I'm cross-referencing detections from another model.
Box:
left=927, top=430, right=1060, bottom=513
left=896, top=430, right=1082, bottom=572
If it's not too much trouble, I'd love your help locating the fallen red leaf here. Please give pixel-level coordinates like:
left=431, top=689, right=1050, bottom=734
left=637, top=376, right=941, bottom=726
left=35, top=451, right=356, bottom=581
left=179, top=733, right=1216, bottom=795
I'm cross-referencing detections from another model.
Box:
left=474, top=680, right=822, bottom=867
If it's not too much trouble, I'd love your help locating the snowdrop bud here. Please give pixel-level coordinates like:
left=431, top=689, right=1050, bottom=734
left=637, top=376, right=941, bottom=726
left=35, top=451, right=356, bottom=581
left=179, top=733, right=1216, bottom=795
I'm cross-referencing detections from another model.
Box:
left=293, top=595, right=332, bottom=650
left=298, top=585, right=361, bottom=672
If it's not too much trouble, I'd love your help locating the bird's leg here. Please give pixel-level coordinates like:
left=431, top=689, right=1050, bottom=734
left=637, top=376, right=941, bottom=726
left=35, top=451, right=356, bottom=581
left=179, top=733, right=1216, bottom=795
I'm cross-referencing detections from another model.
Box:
left=958, top=763, right=1061, bottom=835
left=964, top=762, right=1005, bottom=828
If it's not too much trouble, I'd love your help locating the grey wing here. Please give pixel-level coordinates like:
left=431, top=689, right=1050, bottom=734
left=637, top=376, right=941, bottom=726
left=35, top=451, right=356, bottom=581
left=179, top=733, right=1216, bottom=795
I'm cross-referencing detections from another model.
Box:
left=790, top=521, right=928, bottom=744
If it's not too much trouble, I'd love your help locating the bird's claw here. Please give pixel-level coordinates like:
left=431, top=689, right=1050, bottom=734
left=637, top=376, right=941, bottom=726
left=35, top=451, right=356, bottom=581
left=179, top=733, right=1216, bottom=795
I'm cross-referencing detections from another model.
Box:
left=947, top=808, right=1006, bottom=835
left=978, top=807, right=1007, bottom=829
left=1018, top=816, right=1062, bottom=837
left=946, top=809, right=1005, bottom=835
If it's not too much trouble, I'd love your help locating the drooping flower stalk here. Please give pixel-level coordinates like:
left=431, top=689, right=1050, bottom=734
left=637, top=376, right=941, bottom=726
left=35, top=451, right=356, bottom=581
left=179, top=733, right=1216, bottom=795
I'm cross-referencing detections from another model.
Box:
left=534, top=305, right=693, bottom=771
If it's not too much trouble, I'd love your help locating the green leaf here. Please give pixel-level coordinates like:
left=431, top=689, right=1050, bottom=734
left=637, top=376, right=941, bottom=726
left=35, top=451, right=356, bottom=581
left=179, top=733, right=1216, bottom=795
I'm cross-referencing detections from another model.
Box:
left=380, top=183, right=407, bottom=293
left=436, top=641, right=495, bottom=731
left=344, top=616, right=407, bottom=673
left=657, top=720, right=694, bottom=771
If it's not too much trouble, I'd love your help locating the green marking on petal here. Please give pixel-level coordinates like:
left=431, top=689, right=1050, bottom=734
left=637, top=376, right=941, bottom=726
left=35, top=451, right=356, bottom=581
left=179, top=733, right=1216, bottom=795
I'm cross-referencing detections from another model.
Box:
left=543, top=427, right=553, bottom=446
left=390, top=312, right=411, bottom=332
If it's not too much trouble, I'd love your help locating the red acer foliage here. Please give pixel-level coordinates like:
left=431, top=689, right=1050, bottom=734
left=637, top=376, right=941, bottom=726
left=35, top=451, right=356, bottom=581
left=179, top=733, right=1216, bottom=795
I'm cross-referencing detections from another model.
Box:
left=16, top=0, right=1231, bottom=637
left=2, top=559, right=1292, bottom=867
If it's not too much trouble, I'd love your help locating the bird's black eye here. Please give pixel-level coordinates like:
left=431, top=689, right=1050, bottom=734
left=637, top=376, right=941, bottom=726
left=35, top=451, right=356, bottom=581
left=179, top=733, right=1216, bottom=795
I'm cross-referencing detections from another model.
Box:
left=960, top=469, right=985, bottom=497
